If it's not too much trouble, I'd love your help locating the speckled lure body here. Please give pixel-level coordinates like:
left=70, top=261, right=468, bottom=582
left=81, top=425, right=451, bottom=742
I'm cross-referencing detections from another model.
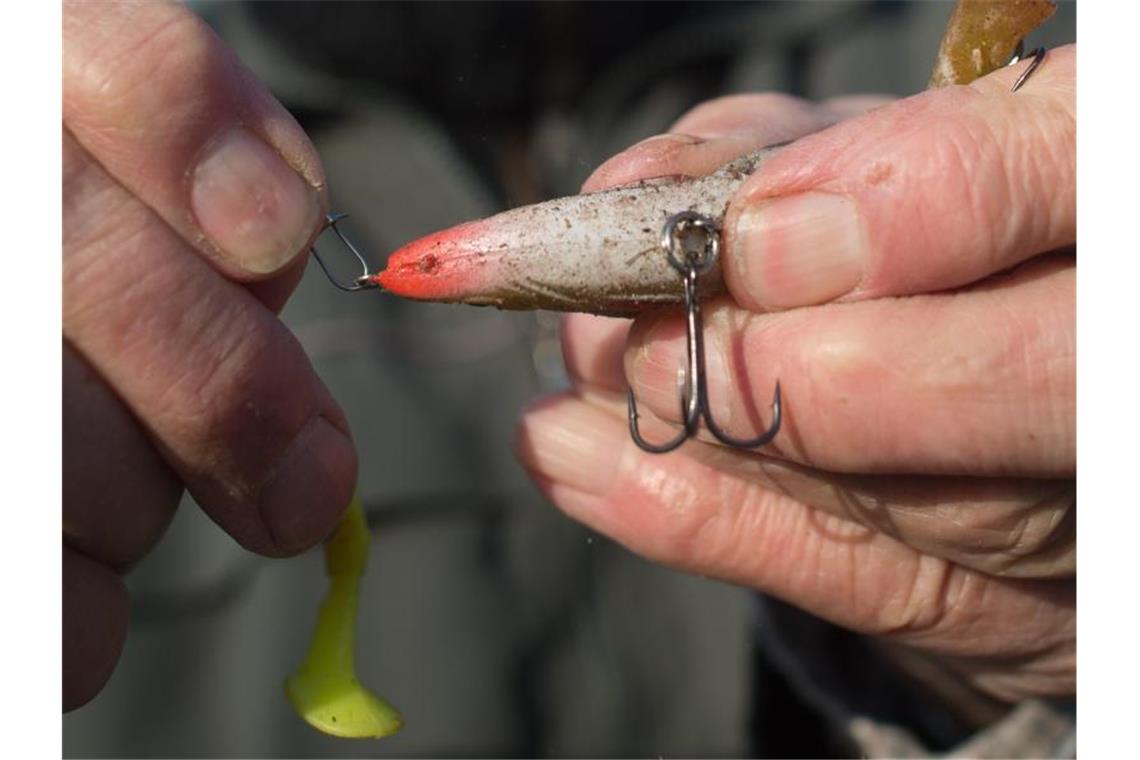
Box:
left=375, top=147, right=784, bottom=317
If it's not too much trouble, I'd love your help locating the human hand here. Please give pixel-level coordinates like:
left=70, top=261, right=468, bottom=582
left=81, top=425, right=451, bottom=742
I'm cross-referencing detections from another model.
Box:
left=518, top=46, right=1075, bottom=706
left=63, top=0, right=356, bottom=710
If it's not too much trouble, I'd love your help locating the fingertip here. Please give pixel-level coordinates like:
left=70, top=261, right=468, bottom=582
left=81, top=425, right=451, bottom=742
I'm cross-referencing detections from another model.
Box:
left=581, top=133, right=705, bottom=192
left=670, top=93, right=823, bottom=138
left=190, top=127, right=323, bottom=277
left=580, top=93, right=864, bottom=199
left=560, top=313, right=632, bottom=390
left=515, top=393, right=625, bottom=498
left=63, top=547, right=128, bottom=712
left=257, top=415, right=358, bottom=556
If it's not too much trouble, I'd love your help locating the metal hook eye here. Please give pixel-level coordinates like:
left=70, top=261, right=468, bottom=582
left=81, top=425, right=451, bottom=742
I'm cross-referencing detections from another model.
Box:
left=310, top=213, right=379, bottom=292
left=661, top=210, right=720, bottom=275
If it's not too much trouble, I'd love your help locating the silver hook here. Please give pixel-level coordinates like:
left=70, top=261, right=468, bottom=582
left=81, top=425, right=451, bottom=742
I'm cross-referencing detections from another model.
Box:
left=1008, top=41, right=1046, bottom=93
left=310, top=212, right=379, bottom=292
left=627, top=210, right=781, bottom=454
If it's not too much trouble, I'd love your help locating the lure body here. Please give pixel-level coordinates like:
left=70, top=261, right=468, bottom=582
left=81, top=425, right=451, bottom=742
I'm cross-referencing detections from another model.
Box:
left=375, top=147, right=783, bottom=317
left=286, top=497, right=403, bottom=739
left=370, top=2, right=1057, bottom=319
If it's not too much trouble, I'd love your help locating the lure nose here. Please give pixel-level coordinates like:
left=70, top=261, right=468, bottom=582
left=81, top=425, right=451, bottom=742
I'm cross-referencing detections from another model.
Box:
left=375, top=219, right=494, bottom=301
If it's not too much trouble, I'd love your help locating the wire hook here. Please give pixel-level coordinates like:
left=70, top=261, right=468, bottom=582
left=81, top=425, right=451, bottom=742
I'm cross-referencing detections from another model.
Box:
left=1008, top=41, right=1046, bottom=93
left=310, top=212, right=380, bottom=292
left=627, top=211, right=781, bottom=454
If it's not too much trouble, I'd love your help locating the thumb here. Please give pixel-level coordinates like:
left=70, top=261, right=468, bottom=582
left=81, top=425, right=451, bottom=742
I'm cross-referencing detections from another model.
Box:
left=723, top=44, right=1075, bottom=311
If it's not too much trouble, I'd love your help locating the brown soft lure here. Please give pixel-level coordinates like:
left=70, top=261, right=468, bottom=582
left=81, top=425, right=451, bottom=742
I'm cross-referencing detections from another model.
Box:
left=928, top=0, right=1056, bottom=88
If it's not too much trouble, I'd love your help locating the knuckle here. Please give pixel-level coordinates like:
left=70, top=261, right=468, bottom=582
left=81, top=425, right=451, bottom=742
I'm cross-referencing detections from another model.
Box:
left=156, top=313, right=316, bottom=494
left=982, top=486, right=1076, bottom=578
left=63, top=135, right=139, bottom=253
left=669, top=475, right=749, bottom=565
left=65, top=3, right=215, bottom=133
left=63, top=140, right=166, bottom=330
left=872, top=555, right=957, bottom=638
left=643, top=468, right=781, bottom=578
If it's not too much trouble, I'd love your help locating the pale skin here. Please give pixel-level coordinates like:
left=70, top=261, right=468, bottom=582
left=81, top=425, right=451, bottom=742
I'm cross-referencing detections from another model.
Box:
left=62, top=0, right=1075, bottom=719
left=517, top=46, right=1075, bottom=710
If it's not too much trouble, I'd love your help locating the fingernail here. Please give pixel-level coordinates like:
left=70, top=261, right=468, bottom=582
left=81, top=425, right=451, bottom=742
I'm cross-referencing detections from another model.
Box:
left=634, top=133, right=705, bottom=148
left=260, top=416, right=356, bottom=553
left=582, top=134, right=709, bottom=192
left=191, top=127, right=320, bottom=274
left=732, top=191, right=865, bottom=309
left=516, top=399, right=623, bottom=497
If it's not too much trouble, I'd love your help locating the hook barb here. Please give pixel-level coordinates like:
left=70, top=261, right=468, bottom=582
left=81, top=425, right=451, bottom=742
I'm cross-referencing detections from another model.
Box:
left=702, top=381, right=782, bottom=448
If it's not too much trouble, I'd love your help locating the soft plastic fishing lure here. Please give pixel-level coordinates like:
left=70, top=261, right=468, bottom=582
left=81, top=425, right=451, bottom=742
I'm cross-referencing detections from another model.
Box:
left=285, top=497, right=403, bottom=739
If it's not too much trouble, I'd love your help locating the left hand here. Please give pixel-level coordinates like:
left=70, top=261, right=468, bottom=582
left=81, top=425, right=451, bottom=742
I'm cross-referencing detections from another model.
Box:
left=63, top=0, right=356, bottom=710
left=517, top=47, right=1075, bottom=706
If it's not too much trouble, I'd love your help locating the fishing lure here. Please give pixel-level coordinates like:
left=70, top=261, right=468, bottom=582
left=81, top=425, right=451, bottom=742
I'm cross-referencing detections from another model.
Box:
left=311, top=27, right=1047, bottom=455
left=928, top=0, right=1054, bottom=89
left=314, top=149, right=779, bottom=317
left=285, top=496, right=403, bottom=739
left=375, top=150, right=776, bottom=317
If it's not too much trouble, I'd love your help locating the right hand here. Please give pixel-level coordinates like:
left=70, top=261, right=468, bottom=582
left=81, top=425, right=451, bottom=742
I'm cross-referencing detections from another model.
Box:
left=518, top=52, right=1075, bottom=710
left=63, top=0, right=357, bottom=710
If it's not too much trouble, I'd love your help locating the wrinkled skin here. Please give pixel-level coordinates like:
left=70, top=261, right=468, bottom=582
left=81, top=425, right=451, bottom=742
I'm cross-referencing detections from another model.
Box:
left=63, top=0, right=356, bottom=710
left=517, top=48, right=1075, bottom=711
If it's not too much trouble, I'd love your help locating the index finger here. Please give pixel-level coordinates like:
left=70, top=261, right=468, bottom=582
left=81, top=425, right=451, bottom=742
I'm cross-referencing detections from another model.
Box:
left=581, top=93, right=869, bottom=193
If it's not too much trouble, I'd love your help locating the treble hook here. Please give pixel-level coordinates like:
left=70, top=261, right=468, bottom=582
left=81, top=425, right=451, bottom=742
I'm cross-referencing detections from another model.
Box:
left=1008, top=41, right=1046, bottom=93
left=310, top=212, right=380, bottom=292
left=627, top=211, right=781, bottom=454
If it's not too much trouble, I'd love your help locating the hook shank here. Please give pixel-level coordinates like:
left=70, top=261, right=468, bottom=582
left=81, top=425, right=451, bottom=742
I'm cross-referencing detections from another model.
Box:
left=627, top=211, right=781, bottom=454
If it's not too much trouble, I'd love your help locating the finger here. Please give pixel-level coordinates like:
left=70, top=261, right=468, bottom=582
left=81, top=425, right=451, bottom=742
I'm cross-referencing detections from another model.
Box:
left=560, top=313, right=631, bottom=392
left=64, top=131, right=355, bottom=556
left=549, top=383, right=1073, bottom=578
left=820, top=94, right=897, bottom=118
left=722, top=44, right=1075, bottom=311
left=63, top=342, right=181, bottom=569
left=623, top=254, right=1074, bottom=477
left=63, top=546, right=128, bottom=711
left=63, top=0, right=326, bottom=278
left=516, top=394, right=1075, bottom=700
left=581, top=94, right=849, bottom=192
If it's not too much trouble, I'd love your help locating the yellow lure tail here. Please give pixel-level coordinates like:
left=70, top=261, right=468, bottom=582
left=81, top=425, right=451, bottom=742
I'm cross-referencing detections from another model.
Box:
left=285, top=496, right=403, bottom=739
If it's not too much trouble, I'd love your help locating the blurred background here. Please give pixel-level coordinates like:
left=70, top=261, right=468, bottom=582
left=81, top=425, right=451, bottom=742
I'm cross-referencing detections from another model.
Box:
left=63, top=2, right=1076, bottom=757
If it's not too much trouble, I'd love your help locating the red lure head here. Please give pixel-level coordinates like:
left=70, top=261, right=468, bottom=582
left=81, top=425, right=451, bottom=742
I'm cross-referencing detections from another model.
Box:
left=375, top=219, right=493, bottom=301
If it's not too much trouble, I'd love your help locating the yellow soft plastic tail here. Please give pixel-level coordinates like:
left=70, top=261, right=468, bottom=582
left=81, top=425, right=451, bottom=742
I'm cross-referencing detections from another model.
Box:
left=285, top=496, right=403, bottom=738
